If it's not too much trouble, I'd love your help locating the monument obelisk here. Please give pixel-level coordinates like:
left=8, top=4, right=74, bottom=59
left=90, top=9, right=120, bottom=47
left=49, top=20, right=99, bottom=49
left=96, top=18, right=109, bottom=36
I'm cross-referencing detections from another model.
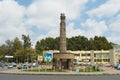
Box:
left=60, top=13, right=66, bottom=53
left=53, top=13, right=74, bottom=70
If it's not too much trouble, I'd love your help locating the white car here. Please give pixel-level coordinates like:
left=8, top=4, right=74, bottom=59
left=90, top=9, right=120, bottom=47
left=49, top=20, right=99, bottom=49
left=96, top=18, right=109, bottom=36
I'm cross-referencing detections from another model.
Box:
left=32, top=63, right=39, bottom=67
left=12, top=62, right=17, bottom=67
left=117, top=64, right=120, bottom=69
left=8, top=63, right=13, bottom=69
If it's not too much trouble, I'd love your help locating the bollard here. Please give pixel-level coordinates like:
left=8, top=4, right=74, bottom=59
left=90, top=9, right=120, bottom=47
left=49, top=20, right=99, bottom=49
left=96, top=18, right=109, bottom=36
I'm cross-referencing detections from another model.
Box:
left=62, top=66, right=64, bottom=72
left=76, top=68, right=79, bottom=72
left=53, top=66, right=55, bottom=72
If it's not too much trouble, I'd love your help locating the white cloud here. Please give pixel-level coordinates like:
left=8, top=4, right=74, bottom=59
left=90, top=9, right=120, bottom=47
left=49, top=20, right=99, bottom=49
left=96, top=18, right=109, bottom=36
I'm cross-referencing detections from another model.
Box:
left=26, top=0, right=88, bottom=40
left=87, top=0, right=120, bottom=18
left=109, top=14, right=120, bottom=32
left=86, top=0, right=120, bottom=44
left=106, top=14, right=120, bottom=44
left=0, top=0, right=89, bottom=45
left=108, top=35, right=120, bottom=44
left=66, top=19, right=108, bottom=39
left=81, top=19, right=108, bottom=38
left=26, top=0, right=88, bottom=28
left=1, top=0, right=120, bottom=46
left=66, top=22, right=84, bottom=38
left=0, top=0, right=30, bottom=43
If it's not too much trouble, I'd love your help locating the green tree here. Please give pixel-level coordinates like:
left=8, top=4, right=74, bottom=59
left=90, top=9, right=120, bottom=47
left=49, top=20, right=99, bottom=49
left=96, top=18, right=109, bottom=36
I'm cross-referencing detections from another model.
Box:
left=35, top=35, right=113, bottom=52
left=14, top=48, right=24, bottom=62
left=22, top=35, right=31, bottom=48
left=5, top=39, right=14, bottom=56
left=89, top=36, right=113, bottom=50
left=54, top=37, right=59, bottom=50
left=13, top=37, right=22, bottom=52
left=25, top=48, right=37, bottom=62
left=22, top=34, right=32, bottom=62
left=0, top=44, right=8, bottom=60
left=13, top=37, right=23, bottom=62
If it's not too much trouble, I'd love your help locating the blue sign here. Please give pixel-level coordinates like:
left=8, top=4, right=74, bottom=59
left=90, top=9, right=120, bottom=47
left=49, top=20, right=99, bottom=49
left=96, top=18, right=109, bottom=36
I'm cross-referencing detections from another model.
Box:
left=44, top=53, right=53, bottom=62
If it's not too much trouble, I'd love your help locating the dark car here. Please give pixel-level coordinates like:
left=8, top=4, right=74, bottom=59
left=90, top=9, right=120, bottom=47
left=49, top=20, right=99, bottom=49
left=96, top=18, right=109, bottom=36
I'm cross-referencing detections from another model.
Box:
left=17, top=64, right=31, bottom=69
left=0, top=62, right=4, bottom=68
left=17, top=65, right=23, bottom=69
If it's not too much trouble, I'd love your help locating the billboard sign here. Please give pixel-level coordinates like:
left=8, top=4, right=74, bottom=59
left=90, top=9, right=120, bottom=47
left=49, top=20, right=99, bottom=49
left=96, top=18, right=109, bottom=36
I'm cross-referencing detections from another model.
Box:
left=38, top=55, right=43, bottom=62
left=5, top=56, right=13, bottom=58
left=43, top=53, right=53, bottom=63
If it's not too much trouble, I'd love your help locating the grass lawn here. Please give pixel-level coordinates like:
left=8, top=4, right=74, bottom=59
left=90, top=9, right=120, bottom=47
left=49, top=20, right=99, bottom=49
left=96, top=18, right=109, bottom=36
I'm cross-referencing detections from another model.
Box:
left=24, top=68, right=62, bottom=72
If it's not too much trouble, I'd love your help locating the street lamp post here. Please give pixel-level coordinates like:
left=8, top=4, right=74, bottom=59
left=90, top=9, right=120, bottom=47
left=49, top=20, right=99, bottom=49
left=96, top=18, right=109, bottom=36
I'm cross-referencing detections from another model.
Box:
left=22, top=35, right=25, bottom=62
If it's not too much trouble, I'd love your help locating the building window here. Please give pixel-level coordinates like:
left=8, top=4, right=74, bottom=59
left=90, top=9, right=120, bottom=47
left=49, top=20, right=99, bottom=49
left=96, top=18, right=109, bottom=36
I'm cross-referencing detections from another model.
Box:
left=75, top=54, right=80, bottom=56
left=82, top=59, right=91, bottom=62
left=87, top=54, right=91, bottom=56
left=81, top=53, right=91, bottom=56
left=94, top=59, right=102, bottom=62
left=103, top=59, right=110, bottom=62
left=94, top=54, right=102, bottom=58
left=103, top=53, right=109, bottom=58
left=82, top=54, right=86, bottom=56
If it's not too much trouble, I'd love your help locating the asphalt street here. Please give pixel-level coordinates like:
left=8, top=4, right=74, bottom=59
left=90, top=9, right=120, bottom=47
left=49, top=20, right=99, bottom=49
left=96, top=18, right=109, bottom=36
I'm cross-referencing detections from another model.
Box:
left=0, top=66, right=120, bottom=80
left=0, top=74, right=120, bottom=80
left=0, top=66, right=16, bottom=71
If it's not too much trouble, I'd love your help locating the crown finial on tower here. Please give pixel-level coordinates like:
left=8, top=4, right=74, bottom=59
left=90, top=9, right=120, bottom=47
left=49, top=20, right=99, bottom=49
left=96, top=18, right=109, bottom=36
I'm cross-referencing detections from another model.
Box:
left=61, top=13, right=65, bottom=16
left=60, top=13, right=65, bottom=20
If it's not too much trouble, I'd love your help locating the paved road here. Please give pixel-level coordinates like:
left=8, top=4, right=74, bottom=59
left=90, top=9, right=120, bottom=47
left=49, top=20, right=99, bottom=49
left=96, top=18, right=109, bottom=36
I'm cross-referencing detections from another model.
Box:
left=0, top=74, right=120, bottom=80
left=0, top=66, right=17, bottom=71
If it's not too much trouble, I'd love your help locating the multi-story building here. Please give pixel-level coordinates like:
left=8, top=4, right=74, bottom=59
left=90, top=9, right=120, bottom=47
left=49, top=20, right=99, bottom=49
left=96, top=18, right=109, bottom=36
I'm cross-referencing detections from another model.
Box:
left=112, top=44, right=120, bottom=65
left=42, top=49, right=120, bottom=66
left=69, top=50, right=115, bottom=66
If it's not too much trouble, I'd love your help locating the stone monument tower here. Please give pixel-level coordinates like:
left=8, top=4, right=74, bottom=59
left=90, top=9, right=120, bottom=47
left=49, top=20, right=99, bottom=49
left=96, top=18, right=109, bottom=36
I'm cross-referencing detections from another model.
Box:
left=53, top=13, right=74, bottom=70
left=60, top=13, right=66, bottom=53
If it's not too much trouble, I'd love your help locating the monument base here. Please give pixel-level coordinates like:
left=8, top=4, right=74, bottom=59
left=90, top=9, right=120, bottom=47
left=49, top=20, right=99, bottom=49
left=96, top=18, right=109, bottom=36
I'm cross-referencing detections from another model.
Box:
left=53, top=53, right=74, bottom=70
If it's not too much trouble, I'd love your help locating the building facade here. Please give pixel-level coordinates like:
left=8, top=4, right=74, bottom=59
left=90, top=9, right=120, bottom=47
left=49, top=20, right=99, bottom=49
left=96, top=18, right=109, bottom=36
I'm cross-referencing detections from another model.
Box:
left=70, top=50, right=114, bottom=66
left=112, top=44, right=120, bottom=65
left=43, top=50, right=120, bottom=66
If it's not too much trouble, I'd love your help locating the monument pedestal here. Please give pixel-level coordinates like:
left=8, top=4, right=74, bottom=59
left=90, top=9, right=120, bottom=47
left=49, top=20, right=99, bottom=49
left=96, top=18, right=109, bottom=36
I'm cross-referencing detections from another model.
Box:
left=53, top=53, right=74, bottom=70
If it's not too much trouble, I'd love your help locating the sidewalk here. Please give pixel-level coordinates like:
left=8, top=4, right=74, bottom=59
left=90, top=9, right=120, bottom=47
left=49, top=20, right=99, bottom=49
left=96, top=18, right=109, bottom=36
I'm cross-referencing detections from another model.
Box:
left=0, top=68, right=120, bottom=75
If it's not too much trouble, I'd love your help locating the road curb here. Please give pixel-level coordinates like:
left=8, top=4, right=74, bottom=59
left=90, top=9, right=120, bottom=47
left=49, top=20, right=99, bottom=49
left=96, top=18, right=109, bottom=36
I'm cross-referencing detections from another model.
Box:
left=0, top=72, right=120, bottom=76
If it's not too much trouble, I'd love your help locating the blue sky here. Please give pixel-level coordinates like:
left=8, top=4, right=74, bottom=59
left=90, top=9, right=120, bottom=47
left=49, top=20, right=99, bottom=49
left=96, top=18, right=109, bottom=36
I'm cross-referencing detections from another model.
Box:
left=15, top=0, right=32, bottom=7
left=0, top=0, right=120, bottom=47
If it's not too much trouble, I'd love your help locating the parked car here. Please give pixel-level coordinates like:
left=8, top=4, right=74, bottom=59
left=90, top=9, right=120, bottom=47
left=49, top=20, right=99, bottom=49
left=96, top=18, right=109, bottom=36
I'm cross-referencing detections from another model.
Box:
left=17, top=63, right=31, bottom=69
left=12, top=62, right=17, bottom=67
left=8, top=63, right=13, bottom=69
left=32, top=62, right=39, bottom=67
left=4, top=62, right=9, bottom=66
left=0, top=62, right=4, bottom=68
left=105, top=64, right=112, bottom=67
left=17, top=65, right=25, bottom=69
left=114, top=64, right=120, bottom=70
